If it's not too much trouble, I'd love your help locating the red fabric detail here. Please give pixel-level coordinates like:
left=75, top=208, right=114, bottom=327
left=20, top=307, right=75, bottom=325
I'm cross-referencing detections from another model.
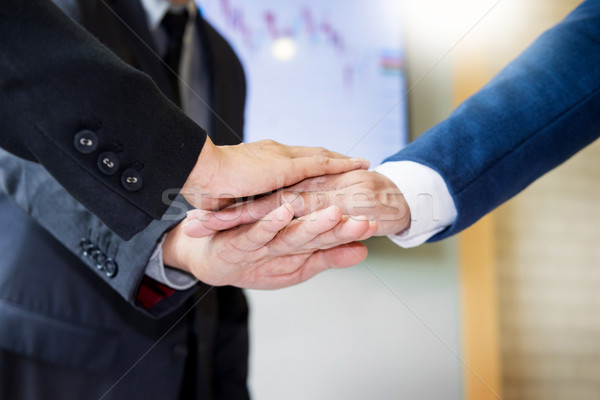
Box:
left=135, top=276, right=177, bottom=309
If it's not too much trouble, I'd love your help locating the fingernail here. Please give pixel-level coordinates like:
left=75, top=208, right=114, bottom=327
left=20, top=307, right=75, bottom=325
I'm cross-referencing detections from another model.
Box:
left=282, top=192, right=304, bottom=213
left=182, top=216, right=196, bottom=228
left=185, top=209, right=208, bottom=223
left=349, top=215, right=369, bottom=221
left=350, top=158, right=370, bottom=168
left=280, top=202, right=294, bottom=215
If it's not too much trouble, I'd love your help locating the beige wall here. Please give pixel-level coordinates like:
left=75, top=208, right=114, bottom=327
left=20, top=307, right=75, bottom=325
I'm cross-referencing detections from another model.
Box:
left=465, top=1, right=600, bottom=399
left=428, top=1, right=596, bottom=399
left=493, top=0, right=600, bottom=393
left=497, top=140, right=600, bottom=400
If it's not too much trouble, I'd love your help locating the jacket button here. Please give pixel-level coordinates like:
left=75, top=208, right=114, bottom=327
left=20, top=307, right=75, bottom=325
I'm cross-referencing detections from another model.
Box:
left=91, top=249, right=107, bottom=271
left=74, top=130, right=99, bottom=154
left=79, top=238, right=97, bottom=257
left=121, top=169, right=143, bottom=192
left=104, top=258, right=118, bottom=278
left=97, top=152, right=120, bottom=175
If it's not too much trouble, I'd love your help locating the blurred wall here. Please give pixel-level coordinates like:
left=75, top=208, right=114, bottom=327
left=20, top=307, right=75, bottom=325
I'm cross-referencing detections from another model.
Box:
left=497, top=136, right=600, bottom=400
left=247, top=239, right=461, bottom=400
left=488, top=2, right=600, bottom=399
left=444, top=1, right=597, bottom=400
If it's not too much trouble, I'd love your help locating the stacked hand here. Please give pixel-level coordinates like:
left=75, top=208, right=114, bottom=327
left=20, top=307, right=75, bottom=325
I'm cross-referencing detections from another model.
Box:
left=165, top=140, right=409, bottom=289
left=183, top=170, right=411, bottom=238
left=164, top=204, right=376, bottom=289
left=181, top=137, right=369, bottom=210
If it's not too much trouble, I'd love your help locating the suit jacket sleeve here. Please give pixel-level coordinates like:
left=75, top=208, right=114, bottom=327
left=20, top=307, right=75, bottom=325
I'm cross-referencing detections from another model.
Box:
left=0, top=148, right=196, bottom=317
left=0, top=0, right=207, bottom=240
left=384, top=0, right=600, bottom=241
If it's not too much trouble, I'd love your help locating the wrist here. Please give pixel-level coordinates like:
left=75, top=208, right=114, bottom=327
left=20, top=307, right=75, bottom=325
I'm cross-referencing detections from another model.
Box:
left=392, top=194, right=411, bottom=234
left=374, top=171, right=412, bottom=236
left=182, top=136, right=222, bottom=195
left=162, top=224, right=191, bottom=274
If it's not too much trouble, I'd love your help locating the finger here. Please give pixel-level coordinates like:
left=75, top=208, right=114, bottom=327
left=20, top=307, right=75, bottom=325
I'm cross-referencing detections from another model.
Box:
left=262, top=242, right=368, bottom=289
left=183, top=194, right=283, bottom=238
left=263, top=213, right=371, bottom=274
left=186, top=195, right=235, bottom=211
left=359, top=220, right=379, bottom=240
left=182, top=209, right=223, bottom=238
left=286, top=145, right=364, bottom=163
left=224, top=203, right=294, bottom=252
left=182, top=204, right=249, bottom=238
left=260, top=252, right=314, bottom=279
left=286, top=173, right=347, bottom=193
left=267, top=206, right=343, bottom=254
left=301, top=215, right=372, bottom=251
left=305, top=242, right=368, bottom=270
left=215, top=193, right=282, bottom=226
left=283, top=188, right=352, bottom=218
left=285, top=157, right=368, bottom=187
left=271, top=214, right=370, bottom=255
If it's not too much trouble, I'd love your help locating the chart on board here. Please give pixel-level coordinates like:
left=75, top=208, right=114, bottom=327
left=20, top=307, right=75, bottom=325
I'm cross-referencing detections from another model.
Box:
left=197, top=0, right=407, bottom=166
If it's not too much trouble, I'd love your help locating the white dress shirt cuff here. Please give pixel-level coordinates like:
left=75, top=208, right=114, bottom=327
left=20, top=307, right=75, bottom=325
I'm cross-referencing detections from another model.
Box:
left=373, top=161, right=457, bottom=248
left=145, top=235, right=198, bottom=290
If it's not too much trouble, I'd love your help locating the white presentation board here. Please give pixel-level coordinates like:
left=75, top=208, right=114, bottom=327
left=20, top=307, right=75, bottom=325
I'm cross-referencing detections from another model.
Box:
left=198, top=0, right=407, bottom=166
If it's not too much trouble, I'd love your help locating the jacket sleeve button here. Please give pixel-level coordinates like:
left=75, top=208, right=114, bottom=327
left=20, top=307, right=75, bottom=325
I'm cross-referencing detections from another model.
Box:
left=97, top=152, right=120, bottom=175
left=74, top=130, right=99, bottom=154
left=121, top=169, right=143, bottom=192
left=104, top=258, right=118, bottom=278
left=91, top=249, right=107, bottom=271
left=79, top=238, right=96, bottom=257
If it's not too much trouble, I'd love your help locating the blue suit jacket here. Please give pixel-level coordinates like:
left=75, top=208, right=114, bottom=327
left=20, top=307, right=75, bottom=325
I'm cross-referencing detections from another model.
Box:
left=385, top=0, right=600, bottom=241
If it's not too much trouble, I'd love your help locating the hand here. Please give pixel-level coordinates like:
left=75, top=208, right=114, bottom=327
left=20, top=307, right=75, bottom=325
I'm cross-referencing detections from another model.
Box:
left=163, top=203, right=377, bottom=289
left=183, top=170, right=410, bottom=238
left=181, top=137, right=369, bottom=211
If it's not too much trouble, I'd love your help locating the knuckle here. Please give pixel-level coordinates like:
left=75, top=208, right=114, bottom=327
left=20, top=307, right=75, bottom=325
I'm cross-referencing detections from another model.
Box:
left=361, top=178, right=377, bottom=192
left=366, top=188, right=377, bottom=201
left=261, top=139, right=277, bottom=147
left=314, top=155, right=328, bottom=165
left=282, top=228, right=302, bottom=248
left=314, top=193, right=329, bottom=211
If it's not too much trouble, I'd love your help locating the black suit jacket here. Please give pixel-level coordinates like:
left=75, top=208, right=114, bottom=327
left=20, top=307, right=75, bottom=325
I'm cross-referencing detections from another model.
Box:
left=0, top=1, right=248, bottom=399
left=0, top=0, right=239, bottom=239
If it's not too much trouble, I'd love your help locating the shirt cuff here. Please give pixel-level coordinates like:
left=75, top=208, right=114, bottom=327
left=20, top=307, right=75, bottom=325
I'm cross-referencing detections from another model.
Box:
left=373, top=161, right=457, bottom=248
left=145, top=235, right=198, bottom=290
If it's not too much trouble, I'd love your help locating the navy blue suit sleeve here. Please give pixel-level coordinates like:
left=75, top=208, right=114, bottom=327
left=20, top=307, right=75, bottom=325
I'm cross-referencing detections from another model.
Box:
left=384, top=0, right=600, bottom=241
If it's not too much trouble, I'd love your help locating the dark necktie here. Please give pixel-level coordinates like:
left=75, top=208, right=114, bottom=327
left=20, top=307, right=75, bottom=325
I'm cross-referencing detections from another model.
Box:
left=161, top=9, right=189, bottom=106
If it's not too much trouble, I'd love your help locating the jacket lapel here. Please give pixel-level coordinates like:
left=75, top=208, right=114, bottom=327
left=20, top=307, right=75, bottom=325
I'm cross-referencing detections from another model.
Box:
left=80, top=0, right=177, bottom=103
left=78, top=0, right=245, bottom=143
left=196, top=16, right=246, bottom=145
